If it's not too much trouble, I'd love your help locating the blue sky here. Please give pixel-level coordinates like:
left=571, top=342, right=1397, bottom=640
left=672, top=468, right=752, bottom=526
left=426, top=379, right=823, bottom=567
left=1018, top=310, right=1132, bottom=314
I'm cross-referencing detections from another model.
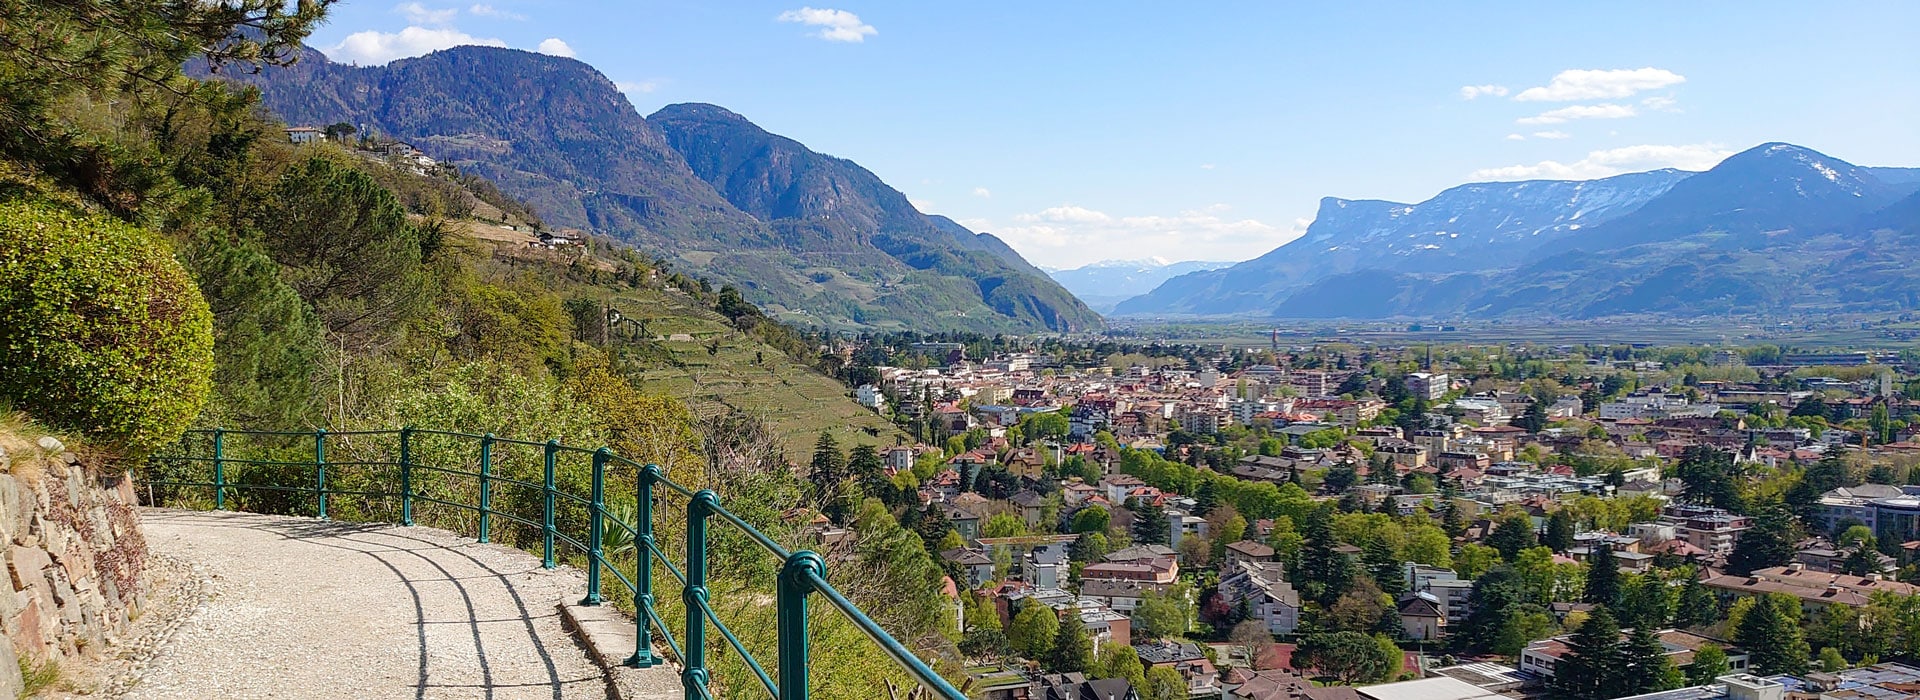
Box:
left=307, top=2, right=1920, bottom=268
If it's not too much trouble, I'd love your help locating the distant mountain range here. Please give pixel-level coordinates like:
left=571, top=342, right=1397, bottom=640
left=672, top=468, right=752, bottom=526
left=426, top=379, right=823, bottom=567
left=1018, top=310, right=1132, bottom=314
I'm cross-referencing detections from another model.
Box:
left=198, top=46, right=1101, bottom=333
left=1116, top=144, right=1920, bottom=319
left=1043, top=259, right=1235, bottom=313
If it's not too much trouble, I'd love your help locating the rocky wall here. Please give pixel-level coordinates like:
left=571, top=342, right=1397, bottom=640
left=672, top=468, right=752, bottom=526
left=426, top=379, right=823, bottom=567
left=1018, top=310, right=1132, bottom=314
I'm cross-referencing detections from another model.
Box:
left=0, top=438, right=148, bottom=696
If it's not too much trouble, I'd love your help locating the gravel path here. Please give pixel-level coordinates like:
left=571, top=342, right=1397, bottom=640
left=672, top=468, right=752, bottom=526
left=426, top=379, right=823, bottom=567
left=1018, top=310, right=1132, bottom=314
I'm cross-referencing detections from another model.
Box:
left=129, top=509, right=620, bottom=700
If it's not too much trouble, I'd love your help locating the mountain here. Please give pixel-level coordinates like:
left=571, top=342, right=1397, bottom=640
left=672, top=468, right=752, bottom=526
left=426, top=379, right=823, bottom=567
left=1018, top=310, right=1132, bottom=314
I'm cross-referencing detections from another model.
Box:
left=195, top=46, right=1099, bottom=333
left=1242, top=143, right=1920, bottom=319
left=1114, top=168, right=1692, bottom=315
left=1043, top=259, right=1236, bottom=313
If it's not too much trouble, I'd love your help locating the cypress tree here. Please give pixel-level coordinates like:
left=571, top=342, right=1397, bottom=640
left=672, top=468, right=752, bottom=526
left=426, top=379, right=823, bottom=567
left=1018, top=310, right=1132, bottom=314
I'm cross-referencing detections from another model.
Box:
left=1584, top=544, right=1620, bottom=606
left=1545, top=510, right=1576, bottom=553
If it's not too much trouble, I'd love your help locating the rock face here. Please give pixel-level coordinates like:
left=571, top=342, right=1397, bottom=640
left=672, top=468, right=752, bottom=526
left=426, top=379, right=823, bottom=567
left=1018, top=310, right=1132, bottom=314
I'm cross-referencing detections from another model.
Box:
left=0, top=442, right=148, bottom=697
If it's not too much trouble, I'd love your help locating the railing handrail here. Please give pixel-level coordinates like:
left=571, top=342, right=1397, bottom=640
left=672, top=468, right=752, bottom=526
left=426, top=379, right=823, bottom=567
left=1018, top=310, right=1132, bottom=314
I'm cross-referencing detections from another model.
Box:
left=141, top=427, right=965, bottom=700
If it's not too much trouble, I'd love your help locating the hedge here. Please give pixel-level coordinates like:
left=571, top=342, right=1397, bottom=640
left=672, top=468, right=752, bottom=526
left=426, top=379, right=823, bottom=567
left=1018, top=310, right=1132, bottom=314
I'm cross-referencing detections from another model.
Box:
left=0, top=198, right=214, bottom=457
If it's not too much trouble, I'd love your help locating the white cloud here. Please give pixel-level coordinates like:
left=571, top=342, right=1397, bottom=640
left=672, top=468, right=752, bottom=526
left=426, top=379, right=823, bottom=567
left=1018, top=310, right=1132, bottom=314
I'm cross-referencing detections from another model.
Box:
left=909, top=198, right=936, bottom=213
left=1506, top=134, right=1526, bottom=141
left=1514, top=67, right=1686, bottom=102
left=1516, top=103, right=1637, bottom=124
left=1459, top=84, right=1509, bottom=100
left=1641, top=95, right=1679, bottom=111
left=329, top=26, right=506, bottom=65
left=1017, top=205, right=1112, bottom=224
left=468, top=3, right=525, bottom=20
left=990, top=205, right=1299, bottom=267
left=1199, top=163, right=1216, bottom=170
left=536, top=37, right=575, bottom=57
left=777, top=7, right=877, bottom=42
left=971, top=187, right=992, bottom=198
left=1532, top=130, right=1572, bottom=139
left=396, top=2, right=457, bottom=25
left=1470, top=143, right=1735, bottom=181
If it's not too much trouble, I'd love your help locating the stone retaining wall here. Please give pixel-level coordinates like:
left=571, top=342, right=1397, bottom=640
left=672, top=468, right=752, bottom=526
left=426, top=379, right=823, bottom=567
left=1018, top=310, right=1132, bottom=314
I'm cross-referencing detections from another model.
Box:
left=0, top=439, right=148, bottom=696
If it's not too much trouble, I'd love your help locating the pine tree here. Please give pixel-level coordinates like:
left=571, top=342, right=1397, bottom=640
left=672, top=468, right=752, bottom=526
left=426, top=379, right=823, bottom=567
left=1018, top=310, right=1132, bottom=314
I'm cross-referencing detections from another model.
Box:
left=1552, top=606, right=1625, bottom=700
left=1728, top=504, right=1798, bottom=576
left=1735, top=594, right=1810, bottom=676
left=1672, top=572, right=1718, bottom=629
left=1621, top=625, right=1684, bottom=695
left=1585, top=547, right=1621, bottom=606
left=1364, top=538, right=1406, bottom=598
left=1049, top=612, right=1093, bottom=673
left=1130, top=498, right=1169, bottom=546
left=1545, top=510, right=1576, bottom=553
left=1488, top=513, right=1536, bottom=560
left=1299, top=505, right=1348, bottom=605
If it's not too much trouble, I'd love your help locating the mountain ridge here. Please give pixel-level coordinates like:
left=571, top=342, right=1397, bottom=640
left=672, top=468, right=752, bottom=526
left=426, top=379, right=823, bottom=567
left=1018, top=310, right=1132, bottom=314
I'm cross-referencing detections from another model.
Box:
left=196, top=45, right=1101, bottom=333
left=1152, top=142, right=1920, bottom=319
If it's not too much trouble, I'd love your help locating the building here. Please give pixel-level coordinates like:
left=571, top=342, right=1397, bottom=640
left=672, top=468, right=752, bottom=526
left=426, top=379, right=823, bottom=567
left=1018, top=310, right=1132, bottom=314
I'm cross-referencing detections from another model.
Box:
left=1814, top=484, right=1920, bottom=542
left=1397, top=593, right=1446, bottom=640
left=1134, top=641, right=1219, bottom=697
left=1408, top=372, right=1450, bottom=402
left=1659, top=503, right=1752, bottom=556
left=1521, top=629, right=1748, bottom=679
left=1216, top=561, right=1300, bottom=635
left=989, top=672, right=1138, bottom=700
left=285, top=126, right=325, bottom=143
left=940, top=548, right=995, bottom=588
left=1616, top=674, right=1784, bottom=700
left=1701, top=563, right=1920, bottom=612
left=855, top=384, right=887, bottom=410
left=1405, top=564, right=1475, bottom=622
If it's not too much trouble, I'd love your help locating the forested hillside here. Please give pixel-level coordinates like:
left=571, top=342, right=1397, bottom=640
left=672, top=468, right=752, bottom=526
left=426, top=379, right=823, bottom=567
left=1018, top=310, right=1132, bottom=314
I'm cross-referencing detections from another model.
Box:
left=0, top=4, right=953, bottom=697
left=196, top=45, right=1102, bottom=334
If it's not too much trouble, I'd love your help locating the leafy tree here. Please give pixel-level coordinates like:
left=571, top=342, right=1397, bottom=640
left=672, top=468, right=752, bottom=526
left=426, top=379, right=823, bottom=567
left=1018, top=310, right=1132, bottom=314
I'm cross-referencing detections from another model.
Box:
left=323, top=122, right=357, bottom=140
left=1618, top=574, right=1674, bottom=631
left=1819, top=647, right=1849, bottom=672
left=1686, top=644, right=1732, bottom=686
left=1454, top=544, right=1502, bottom=579
left=1071, top=532, right=1111, bottom=562
left=1727, top=504, right=1797, bottom=576
left=1789, top=452, right=1859, bottom=518
left=1551, top=605, right=1625, bottom=700
left=1404, top=525, right=1453, bottom=569
left=1297, top=631, right=1394, bottom=685
left=1133, top=589, right=1187, bottom=640
left=1735, top=594, right=1810, bottom=676
left=1456, top=567, right=1524, bottom=653
left=1325, top=464, right=1359, bottom=493
left=1544, top=510, right=1576, bottom=553
left=1091, top=642, right=1146, bottom=689
left=1008, top=601, right=1060, bottom=659
left=1488, top=512, right=1537, bottom=561
left=1049, top=612, right=1093, bottom=673
left=1071, top=506, right=1111, bottom=534
left=982, top=513, right=1028, bottom=539
left=1493, top=607, right=1559, bottom=658
left=1142, top=666, right=1188, bottom=700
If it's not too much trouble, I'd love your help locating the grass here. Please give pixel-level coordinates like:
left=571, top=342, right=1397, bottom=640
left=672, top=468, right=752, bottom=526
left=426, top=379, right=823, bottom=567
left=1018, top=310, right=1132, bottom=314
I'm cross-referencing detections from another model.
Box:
left=0, top=409, right=69, bottom=483
left=606, top=288, right=907, bottom=459
left=18, top=656, right=59, bottom=696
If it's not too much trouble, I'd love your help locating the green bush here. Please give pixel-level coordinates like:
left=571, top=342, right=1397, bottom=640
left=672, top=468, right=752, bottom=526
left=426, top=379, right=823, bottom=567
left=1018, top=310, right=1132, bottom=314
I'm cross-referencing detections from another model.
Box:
left=0, top=199, right=214, bottom=456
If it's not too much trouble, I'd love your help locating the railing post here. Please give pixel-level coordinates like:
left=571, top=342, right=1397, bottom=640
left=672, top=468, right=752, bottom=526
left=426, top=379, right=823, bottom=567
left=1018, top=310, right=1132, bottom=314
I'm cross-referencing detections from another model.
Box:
left=625, top=464, right=659, bottom=668
left=211, top=427, right=227, bottom=510
left=581, top=448, right=609, bottom=606
left=399, top=426, right=415, bottom=526
left=779, top=551, right=826, bottom=700
left=683, top=490, right=717, bottom=697
left=314, top=428, right=328, bottom=520
left=477, top=433, right=494, bottom=544
left=542, top=439, right=559, bottom=570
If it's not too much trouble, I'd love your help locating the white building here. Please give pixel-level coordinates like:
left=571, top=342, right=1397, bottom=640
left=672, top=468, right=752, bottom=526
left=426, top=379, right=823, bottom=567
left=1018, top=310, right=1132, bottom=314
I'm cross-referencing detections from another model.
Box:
left=855, top=384, right=886, bottom=411
left=1408, top=372, right=1450, bottom=402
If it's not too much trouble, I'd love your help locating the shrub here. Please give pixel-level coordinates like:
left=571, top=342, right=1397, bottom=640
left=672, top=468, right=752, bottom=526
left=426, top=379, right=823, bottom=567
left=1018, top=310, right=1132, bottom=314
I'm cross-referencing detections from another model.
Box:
left=0, top=199, right=214, bottom=456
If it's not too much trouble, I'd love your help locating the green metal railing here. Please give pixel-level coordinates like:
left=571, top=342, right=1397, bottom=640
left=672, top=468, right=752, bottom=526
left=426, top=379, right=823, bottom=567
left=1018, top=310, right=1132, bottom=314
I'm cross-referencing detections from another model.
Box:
left=141, top=427, right=964, bottom=700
